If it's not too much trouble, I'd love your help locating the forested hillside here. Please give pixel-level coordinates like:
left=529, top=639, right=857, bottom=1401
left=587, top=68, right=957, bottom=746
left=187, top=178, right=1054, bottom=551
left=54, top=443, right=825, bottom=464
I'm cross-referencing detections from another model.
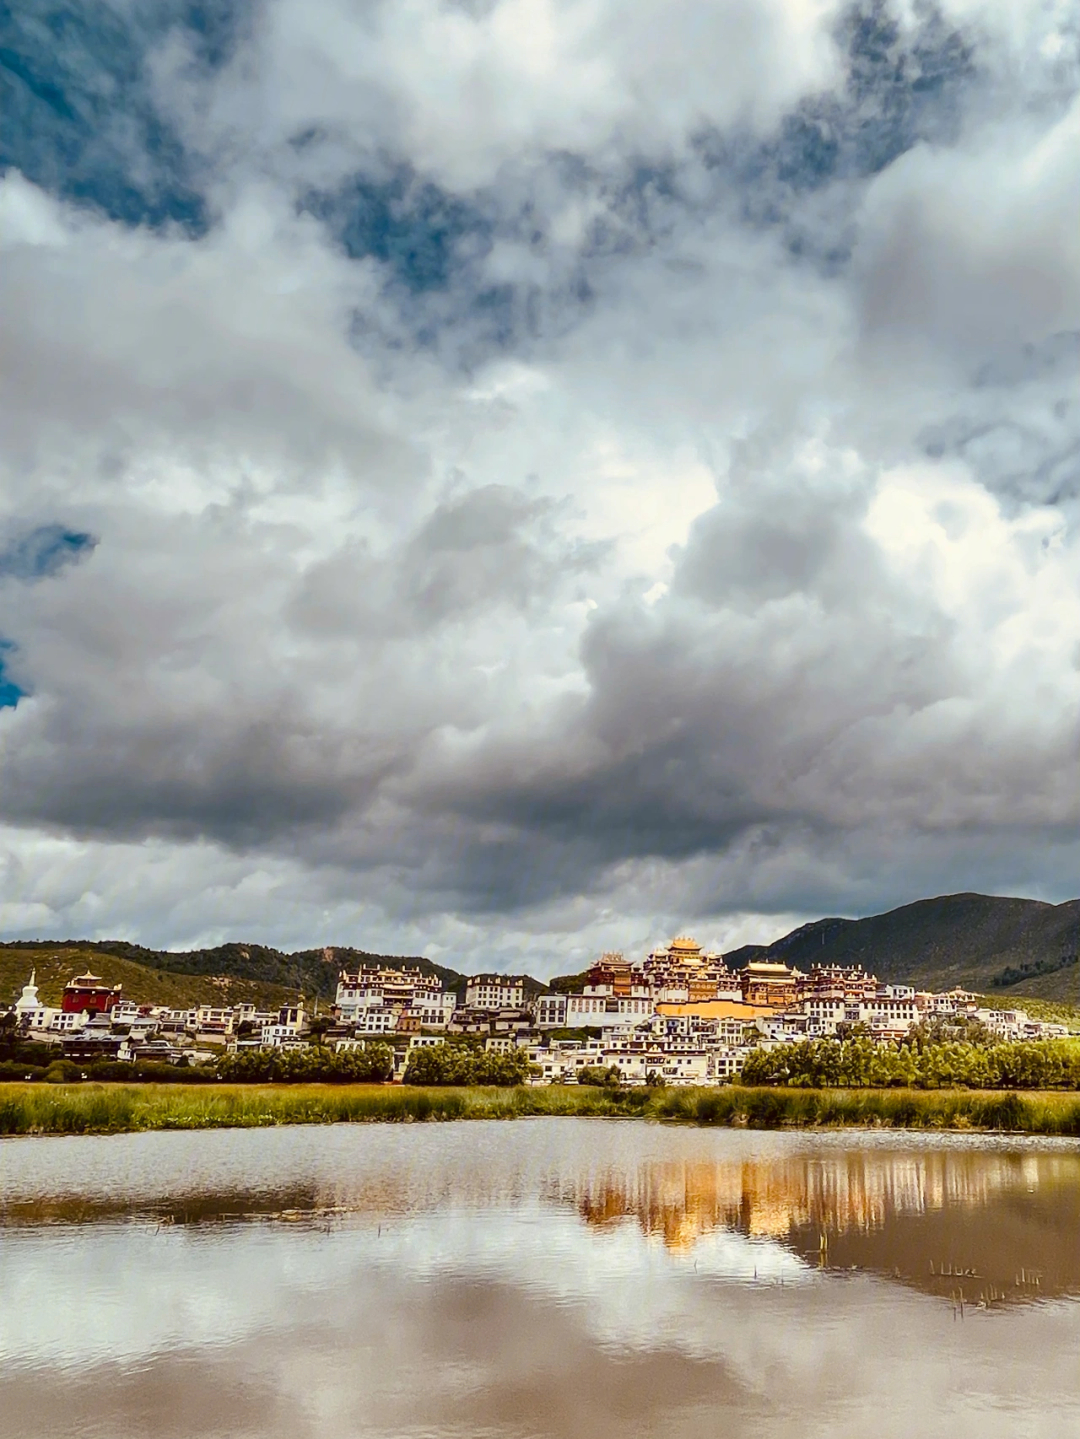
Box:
left=13, top=892, right=1080, bottom=1013
left=0, top=945, right=297, bottom=1012
left=1, top=938, right=553, bottom=1010
left=724, top=894, right=1080, bottom=1002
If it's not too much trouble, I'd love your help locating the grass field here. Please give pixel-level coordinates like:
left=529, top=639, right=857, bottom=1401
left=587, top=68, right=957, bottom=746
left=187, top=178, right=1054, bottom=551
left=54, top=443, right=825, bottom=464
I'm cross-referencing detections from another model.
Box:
left=4, top=1082, right=1080, bottom=1136
left=0, top=1082, right=649, bottom=1134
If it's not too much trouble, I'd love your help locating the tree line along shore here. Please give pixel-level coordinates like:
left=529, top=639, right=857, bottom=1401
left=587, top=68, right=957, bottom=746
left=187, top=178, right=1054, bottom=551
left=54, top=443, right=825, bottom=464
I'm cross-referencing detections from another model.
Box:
left=7, top=1025, right=1080, bottom=1092
left=6, top=1081, right=1080, bottom=1137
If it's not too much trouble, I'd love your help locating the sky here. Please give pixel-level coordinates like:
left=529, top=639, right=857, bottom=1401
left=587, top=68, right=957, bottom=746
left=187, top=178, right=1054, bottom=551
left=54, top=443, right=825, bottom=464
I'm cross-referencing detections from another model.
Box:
left=1, top=0, right=1079, bottom=975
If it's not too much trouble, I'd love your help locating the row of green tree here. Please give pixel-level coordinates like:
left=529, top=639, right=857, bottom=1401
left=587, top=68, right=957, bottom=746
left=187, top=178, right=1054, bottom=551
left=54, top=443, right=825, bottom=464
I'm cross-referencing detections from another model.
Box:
left=991, top=952, right=1079, bottom=988
left=740, top=1036, right=1080, bottom=1090
left=402, top=1043, right=532, bottom=1086
left=0, top=1058, right=223, bottom=1085
left=214, top=1040, right=533, bottom=1086
left=216, top=1044, right=394, bottom=1083
left=1, top=1020, right=532, bottom=1085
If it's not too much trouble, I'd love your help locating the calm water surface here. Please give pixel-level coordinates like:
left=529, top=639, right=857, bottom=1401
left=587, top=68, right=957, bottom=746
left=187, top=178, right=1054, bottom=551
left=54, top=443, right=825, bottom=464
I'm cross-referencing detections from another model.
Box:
left=2, top=1119, right=1080, bottom=1438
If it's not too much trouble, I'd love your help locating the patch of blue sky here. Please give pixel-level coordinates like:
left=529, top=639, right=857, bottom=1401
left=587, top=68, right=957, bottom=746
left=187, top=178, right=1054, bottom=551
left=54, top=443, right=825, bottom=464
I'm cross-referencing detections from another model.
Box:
left=295, top=2, right=981, bottom=364
left=690, top=0, right=976, bottom=265
left=304, top=168, right=549, bottom=367
left=303, top=170, right=495, bottom=296
left=0, top=643, right=22, bottom=709
left=789, top=0, right=974, bottom=182
left=0, top=525, right=96, bottom=582
left=0, top=1, right=247, bottom=232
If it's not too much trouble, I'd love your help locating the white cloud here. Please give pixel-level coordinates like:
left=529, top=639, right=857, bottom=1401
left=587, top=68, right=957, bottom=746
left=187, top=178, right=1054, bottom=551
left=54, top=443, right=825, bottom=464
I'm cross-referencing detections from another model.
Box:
left=1, top=1, right=1079, bottom=967
left=854, top=97, right=1080, bottom=366
left=175, top=0, right=843, bottom=193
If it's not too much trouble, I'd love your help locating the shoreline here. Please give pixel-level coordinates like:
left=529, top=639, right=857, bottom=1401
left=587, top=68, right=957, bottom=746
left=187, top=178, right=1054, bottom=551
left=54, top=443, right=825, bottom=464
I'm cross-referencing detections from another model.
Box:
left=5, top=1082, right=1080, bottom=1136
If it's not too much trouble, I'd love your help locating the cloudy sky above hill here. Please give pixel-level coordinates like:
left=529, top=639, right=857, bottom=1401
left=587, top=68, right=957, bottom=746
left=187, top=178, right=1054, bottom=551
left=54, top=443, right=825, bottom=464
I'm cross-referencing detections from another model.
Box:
left=1, top=0, right=1079, bottom=973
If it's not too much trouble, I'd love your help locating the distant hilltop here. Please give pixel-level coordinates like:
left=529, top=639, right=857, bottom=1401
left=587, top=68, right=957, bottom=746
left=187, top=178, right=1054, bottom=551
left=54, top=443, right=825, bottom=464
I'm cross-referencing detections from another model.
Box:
left=724, top=893, right=1080, bottom=1003
left=0, top=940, right=552, bottom=1015
left=0, top=942, right=458, bottom=1012
left=4, top=891, right=1080, bottom=1009
left=8, top=928, right=1071, bottom=1088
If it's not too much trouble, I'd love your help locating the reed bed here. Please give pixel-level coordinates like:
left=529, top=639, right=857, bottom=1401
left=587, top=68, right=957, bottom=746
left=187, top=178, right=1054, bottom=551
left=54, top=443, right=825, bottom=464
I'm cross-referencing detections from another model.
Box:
left=0, top=1082, right=649, bottom=1135
left=648, top=1085, right=1080, bottom=1135
left=4, top=1082, right=1080, bottom=1136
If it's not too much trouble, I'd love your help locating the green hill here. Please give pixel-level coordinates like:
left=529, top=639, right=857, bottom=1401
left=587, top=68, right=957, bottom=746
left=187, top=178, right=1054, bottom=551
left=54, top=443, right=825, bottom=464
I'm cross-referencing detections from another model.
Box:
left=10, top=896, right=1080, bottom=1021
left=0, top=945, right=299, bottom=1012
left=723, top=893, right=1080, bottom=1003
left=1, top=941, right=551, bottom=1012
left=0, top=940, right=460, bottom=1006
left=13, top=896, right=1080, bottom=1017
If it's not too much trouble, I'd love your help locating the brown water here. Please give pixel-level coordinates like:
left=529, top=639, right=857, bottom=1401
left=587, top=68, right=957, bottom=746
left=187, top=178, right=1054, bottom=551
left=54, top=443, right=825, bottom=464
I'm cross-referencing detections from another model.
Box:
left=2, top=1120, right=1080, bottom=1438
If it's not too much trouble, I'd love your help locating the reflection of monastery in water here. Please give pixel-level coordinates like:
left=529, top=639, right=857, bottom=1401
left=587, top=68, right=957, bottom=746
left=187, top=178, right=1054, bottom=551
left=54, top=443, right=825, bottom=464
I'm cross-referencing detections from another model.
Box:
left=575, top=1154, right=1016, bottom=1246
left=569, top=1149, right=1080, bottom=1304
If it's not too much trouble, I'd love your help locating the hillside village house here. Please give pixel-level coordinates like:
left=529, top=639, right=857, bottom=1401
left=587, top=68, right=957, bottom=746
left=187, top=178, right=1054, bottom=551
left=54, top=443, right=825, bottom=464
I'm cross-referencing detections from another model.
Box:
left=548, top=993, right=653, bottom=1029
left=61, top=972, right=123, bottom=1017
left=195, top=1005, right=236, bottom=1036
left=535, top=994, right=568, bottom=1027
left=336, top=965, right=456, bottom=1032
left=257, top=1000, right=307, bottom=1049
left=465, top=975, right=526, bottom=1009
left=6, top=935, right=1072, bottom=1084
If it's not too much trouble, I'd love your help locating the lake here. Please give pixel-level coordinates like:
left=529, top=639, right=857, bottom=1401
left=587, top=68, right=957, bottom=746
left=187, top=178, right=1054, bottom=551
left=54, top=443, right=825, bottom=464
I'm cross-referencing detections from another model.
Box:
left=2, top=1119, right=1080, bottom=1438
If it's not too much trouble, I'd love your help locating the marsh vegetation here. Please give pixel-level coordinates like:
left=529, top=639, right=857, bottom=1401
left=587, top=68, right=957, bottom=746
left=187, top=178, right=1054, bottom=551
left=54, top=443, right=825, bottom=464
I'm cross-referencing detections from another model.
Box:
left=6, top=1081, right=1080, bottom=1136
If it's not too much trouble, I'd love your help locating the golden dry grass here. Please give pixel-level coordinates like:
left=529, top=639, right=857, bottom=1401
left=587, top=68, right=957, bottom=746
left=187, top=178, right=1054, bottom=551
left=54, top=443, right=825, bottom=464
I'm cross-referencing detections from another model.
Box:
left=3, top=1081, right=1080, bottom=1135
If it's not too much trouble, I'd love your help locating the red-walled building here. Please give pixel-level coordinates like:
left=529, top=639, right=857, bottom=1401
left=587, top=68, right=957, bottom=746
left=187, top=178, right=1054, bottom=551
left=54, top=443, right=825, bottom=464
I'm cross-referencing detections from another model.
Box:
left=61, top=972, right=123, bottom=1016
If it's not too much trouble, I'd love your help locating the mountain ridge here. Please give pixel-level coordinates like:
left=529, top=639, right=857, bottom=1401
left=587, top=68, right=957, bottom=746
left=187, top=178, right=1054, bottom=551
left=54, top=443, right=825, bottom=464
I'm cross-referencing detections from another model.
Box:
left=724, top=892, right=1080, bottom=1002
left=8, top=891, right=1080, bottom=1010
left=0, top=939, right=457, bottom=1005
left=0, top=940, right=551, bottom=1007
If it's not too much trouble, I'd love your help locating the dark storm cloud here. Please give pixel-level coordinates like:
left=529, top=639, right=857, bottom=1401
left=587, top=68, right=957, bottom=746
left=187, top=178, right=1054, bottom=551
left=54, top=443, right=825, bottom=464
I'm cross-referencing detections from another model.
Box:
left=374, top=412, right=1080, bottom=920
left=0, top=711, right=373, bottom=841
left=291, top=484, right=605, bottom=640
left=400, top=485, right=605, bottom=624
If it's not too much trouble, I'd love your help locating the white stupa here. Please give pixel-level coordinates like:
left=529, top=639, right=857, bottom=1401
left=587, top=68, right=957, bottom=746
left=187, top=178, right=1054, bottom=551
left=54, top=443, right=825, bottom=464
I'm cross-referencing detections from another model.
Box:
left=14, top=970, right=43, bottom=1019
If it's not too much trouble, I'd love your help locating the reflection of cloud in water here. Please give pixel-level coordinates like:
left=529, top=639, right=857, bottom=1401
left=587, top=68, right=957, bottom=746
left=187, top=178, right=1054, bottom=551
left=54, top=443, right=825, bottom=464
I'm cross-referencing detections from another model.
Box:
left=4, top=1235, right=1080, bottom=1439
left=3, top=1124, right=1080, bottom=1438
left=3, top=1122, right=1080, bottom=1304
